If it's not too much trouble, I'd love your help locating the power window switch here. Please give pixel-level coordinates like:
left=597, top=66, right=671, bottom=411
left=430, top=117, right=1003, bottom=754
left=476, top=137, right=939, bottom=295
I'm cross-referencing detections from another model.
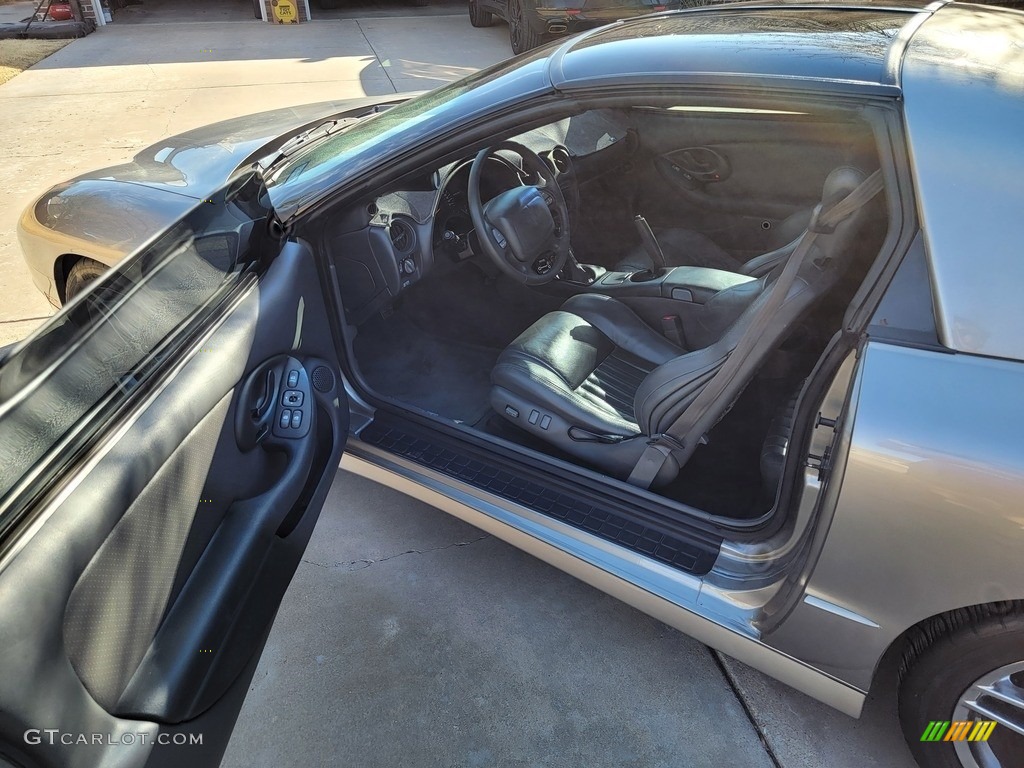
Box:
left=529, top=410, right=540, bottom=425
left=540, top=415, right=551, bottom=430
left=290, top=410, right=302, bottom=429
left=504, top=405, right=519, bottom=419
left=279, top=409, right=292, bottom=428
left=287, top=369, right=299, bottom=388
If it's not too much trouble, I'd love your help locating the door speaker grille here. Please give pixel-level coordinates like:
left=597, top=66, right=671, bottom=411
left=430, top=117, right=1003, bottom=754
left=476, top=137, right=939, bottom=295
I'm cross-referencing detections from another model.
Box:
left=311, top=366, right=335, bottom=393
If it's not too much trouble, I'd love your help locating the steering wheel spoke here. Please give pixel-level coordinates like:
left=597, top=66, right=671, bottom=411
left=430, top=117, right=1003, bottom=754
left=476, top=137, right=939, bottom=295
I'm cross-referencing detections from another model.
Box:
left=467, top=141, right=572, bottom=287
left=488, top=224, right=509, bottom=252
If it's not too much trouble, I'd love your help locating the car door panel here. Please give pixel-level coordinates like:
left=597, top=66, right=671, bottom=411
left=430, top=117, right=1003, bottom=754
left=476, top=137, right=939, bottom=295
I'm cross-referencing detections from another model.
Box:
left=617, top=110, right=877, bottom=258
left=0, top=199, right=347, bottom=768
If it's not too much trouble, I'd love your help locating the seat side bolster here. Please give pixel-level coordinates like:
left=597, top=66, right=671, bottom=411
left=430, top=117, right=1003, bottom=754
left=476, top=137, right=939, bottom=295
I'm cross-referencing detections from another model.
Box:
left=742, top=238, right=799, bottom=278
left=633, top=347, right=730, bottom=436
left=687, top=277, right=766, bottom=350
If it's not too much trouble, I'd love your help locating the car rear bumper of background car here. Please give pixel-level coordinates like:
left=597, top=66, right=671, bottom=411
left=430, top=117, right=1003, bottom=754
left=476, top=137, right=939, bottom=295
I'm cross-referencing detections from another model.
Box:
left=532, top=1, right=679, bottom=36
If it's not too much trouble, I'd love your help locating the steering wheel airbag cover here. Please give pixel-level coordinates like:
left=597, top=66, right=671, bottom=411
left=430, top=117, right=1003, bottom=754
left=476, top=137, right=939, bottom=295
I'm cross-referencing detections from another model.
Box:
left=485, top=187, right=555, bottom=263
left=468, top=140, right=571, bottom=286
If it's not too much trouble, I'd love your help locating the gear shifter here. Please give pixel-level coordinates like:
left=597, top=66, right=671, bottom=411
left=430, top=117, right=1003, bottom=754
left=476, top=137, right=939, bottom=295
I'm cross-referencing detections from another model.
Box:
left=562, top=248, right=605, bottom=285
left=630, top=214, right=667, bottom=282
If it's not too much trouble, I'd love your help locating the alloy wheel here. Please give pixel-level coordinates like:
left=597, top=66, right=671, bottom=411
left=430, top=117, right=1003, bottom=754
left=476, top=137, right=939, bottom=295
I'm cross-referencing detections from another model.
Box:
left=952, top=660, right=1024, bottom=768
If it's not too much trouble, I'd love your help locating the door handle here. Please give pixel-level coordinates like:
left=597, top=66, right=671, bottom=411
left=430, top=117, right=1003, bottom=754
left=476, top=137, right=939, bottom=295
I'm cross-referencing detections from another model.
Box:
left=251, top=369, right=276, bottom=420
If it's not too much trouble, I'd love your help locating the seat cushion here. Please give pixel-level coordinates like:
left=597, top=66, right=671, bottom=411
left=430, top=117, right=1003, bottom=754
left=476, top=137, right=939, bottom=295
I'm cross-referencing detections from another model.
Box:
left=491, top=294, right=681, bottom=438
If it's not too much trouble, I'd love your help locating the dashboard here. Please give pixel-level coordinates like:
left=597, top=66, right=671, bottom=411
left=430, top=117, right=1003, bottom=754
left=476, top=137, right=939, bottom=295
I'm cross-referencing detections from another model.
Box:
left=322, top=107, right=630, bottom=325
left=328, top=149, right=577, bottom=325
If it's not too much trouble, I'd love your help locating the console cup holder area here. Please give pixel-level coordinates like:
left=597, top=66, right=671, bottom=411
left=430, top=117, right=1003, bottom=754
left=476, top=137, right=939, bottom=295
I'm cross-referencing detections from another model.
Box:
left=595, top=266, right=756, bottom=303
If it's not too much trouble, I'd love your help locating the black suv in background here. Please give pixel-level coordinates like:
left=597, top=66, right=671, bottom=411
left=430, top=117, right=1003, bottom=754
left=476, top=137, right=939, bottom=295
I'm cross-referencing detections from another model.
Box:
left=469, top=0, right=685, bottom=53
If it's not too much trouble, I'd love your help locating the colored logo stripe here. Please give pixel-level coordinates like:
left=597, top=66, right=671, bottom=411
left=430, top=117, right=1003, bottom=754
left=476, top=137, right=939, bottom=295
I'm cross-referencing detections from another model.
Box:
left=944, top=721, right=973, bottom=741
left=921, top=721, right=950, bottom=742
left=920, top=721, right=997, bottom=742
left=968, top=721, right=998, bottom=742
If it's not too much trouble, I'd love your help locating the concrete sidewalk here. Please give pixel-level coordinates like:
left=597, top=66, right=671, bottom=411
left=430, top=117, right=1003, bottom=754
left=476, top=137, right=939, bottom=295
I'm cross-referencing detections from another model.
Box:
left=0, top=15, right=508, bottom=345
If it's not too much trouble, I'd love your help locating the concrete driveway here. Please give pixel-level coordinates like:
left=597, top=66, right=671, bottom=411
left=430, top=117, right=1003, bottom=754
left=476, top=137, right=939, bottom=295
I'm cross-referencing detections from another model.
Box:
left=0, top=7, right=505, bottom=345
left=0, top=13, right=918, bottom=768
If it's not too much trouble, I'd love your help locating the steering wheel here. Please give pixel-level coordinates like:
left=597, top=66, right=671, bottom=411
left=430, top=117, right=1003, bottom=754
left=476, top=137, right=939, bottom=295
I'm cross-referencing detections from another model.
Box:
left=467, top=141, right=571, bottom=286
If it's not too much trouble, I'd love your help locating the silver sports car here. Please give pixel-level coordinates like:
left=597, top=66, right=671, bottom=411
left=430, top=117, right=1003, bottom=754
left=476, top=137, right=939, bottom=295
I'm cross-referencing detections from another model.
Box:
left=4, top=2, right=1024, bottom=767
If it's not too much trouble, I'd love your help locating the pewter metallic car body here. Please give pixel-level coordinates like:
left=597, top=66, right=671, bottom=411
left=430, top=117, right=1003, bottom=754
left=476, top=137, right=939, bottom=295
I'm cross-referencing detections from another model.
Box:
left=337, top=2, right=1024, bottom=717
left=17, top=95, right=409, bottom=306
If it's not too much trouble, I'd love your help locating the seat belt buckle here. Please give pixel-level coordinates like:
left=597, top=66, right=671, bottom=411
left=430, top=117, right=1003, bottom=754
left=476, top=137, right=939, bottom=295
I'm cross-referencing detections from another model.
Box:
left=660, top=314, right=685, bottom=347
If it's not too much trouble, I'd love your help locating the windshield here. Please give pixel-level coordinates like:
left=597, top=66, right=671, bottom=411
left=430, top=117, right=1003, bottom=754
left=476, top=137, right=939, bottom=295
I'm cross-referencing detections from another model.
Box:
left=265, top=48, right=554, bottom=217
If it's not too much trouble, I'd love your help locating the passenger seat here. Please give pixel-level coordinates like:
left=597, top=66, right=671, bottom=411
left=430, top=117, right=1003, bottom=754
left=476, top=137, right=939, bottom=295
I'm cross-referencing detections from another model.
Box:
left=615, top=208, right=814, bottom=276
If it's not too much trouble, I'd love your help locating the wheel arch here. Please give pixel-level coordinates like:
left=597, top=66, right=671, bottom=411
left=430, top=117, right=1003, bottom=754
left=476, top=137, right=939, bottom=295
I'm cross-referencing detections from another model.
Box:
left=54, top=253, right=87, bottom=305
left=889, top=599, right=1024, bottom=687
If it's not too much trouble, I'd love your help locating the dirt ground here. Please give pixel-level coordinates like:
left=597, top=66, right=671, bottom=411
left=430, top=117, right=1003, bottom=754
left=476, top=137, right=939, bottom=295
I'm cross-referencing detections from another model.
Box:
left=0, top=39, right=69, bottom=85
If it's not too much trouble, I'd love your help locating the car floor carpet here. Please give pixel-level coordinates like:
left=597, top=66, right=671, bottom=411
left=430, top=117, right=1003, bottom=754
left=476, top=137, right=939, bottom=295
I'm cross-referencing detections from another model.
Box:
left=397, top=260, right=562, bottom=350
left=353, top=311, right=500, bottom=425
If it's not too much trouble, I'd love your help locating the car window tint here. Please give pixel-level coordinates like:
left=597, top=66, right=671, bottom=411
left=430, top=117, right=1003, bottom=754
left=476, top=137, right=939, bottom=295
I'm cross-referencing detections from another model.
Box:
left=515, top=109, right=631, bottom=157
left=0, top=174, right=267, bottom=539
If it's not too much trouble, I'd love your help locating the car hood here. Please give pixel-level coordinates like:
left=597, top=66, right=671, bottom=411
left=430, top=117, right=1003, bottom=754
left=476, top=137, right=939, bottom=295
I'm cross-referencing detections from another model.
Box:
left=64, top=94, right=413, bottom=202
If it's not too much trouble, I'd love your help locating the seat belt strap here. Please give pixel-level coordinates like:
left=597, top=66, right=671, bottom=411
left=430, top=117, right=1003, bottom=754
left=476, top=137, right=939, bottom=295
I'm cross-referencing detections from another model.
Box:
left=627, top=170, right=884, bottom=489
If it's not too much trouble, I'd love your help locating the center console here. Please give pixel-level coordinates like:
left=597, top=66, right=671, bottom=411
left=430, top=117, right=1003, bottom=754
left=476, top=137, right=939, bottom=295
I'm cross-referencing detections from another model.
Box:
left=554, top=256, right=763, bottom=349
left=592, top=266, right=758, bottom=303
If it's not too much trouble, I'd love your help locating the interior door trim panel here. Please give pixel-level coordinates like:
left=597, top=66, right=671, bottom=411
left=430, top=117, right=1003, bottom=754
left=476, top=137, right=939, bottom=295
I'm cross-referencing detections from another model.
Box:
left=0, top=241, right=347, bottom=768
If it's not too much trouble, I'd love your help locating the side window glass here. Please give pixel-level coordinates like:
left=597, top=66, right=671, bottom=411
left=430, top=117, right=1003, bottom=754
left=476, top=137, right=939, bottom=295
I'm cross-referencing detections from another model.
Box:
left=0, top=174, right=269, bottom=535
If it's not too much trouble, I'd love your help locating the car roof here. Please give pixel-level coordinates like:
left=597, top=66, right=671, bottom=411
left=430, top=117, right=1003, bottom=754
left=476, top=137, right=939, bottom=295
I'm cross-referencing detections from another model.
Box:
left=550, top=2, right=928, bottom=95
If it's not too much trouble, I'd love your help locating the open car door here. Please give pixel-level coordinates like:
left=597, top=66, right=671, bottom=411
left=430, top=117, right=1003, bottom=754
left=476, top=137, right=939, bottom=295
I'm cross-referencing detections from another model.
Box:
left=0, top=171, right=348, bottom=768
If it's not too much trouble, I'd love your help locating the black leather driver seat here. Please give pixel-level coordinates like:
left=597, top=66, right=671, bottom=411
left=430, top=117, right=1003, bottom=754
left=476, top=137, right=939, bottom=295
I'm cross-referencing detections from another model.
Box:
left=490, top=167, right=882, bottom=486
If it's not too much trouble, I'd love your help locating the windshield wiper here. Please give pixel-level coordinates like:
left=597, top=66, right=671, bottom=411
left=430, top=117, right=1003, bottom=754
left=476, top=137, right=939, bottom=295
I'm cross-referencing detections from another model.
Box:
left=259, top=117, right=362, bottom=171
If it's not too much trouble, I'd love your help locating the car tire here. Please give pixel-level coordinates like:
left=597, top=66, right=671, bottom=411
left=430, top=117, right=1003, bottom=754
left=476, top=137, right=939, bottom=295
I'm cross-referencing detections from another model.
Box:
left=468, top=0, right=493, bottom=27
left=508, top=0, right=541, bottom=55
left=64, top=258, right=107, bottom=302
left=898, top=606, right=1024, bottom=768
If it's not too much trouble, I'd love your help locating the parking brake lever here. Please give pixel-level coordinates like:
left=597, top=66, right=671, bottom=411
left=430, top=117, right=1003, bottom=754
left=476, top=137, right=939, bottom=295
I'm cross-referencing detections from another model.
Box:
left=631, top=215, right=667, bottom=282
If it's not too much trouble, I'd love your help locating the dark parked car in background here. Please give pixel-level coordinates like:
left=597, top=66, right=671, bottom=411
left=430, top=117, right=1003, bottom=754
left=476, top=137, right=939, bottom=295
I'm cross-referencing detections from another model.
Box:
left=6, top=3, right=1024, bottom=767
left=469, top=0, right=685, bottom=53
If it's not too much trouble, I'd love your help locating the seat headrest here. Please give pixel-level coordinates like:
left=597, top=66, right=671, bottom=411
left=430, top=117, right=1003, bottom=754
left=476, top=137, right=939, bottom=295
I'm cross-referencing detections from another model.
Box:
left=821, top=166, right=868, bottom=208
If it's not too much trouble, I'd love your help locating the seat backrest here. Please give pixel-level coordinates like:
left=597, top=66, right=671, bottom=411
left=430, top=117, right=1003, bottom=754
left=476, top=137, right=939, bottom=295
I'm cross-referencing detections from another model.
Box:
left=633, top=166, right=883, bottom=438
